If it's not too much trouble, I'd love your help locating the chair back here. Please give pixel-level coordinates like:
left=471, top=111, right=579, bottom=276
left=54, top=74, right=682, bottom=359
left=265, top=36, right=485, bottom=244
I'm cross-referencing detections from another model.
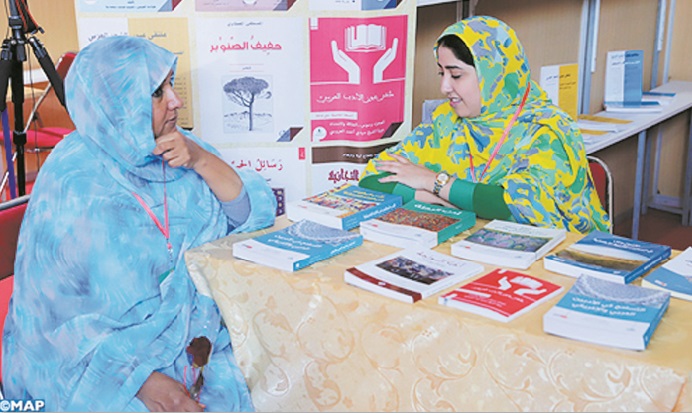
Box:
left=587, top=155, right=613, bottom=233
left=0, top=195, right=29, bottom=279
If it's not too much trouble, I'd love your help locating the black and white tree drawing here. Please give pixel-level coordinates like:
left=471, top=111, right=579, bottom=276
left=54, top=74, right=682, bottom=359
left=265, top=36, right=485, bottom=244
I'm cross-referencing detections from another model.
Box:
left=223, top=77, right=272, bottom=131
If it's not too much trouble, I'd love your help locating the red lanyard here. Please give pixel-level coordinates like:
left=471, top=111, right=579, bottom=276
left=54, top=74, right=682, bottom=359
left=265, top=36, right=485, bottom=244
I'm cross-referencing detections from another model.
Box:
left=132, top=161, right=173, bottom=267
left=468, top=83, right=531, bottom=183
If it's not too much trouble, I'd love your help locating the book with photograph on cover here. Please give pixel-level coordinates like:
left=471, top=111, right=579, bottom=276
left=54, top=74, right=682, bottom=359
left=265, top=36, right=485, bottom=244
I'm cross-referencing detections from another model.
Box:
left=543, top=231, right=671, bottom=284
left=233, top=219, right=362, bottom=272
left=359, top=200, right=476, bottom=249
left=641, top=247, right=692, bottom=301
left=286, top=183, right=402, bottom=231
left=543, top=275, right=670, bottom=351
left=344, top=248, right=483, bottom=303
left=450, top=220, right=566, bottom=270
left=439, top=268, right=563, bottom=323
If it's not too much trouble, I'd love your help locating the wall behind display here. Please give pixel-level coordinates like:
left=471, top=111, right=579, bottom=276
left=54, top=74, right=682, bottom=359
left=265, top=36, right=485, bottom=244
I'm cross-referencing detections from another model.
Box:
left=71, top=0, right=417, bottom=205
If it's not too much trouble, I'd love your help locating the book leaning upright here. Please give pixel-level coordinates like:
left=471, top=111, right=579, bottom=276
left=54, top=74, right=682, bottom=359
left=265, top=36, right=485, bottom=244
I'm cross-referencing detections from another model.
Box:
left=286, top=183, right=402, bottom=231
left=344, top=248, right=484, bottom=303
left=450, top=220, right=566, bottom=270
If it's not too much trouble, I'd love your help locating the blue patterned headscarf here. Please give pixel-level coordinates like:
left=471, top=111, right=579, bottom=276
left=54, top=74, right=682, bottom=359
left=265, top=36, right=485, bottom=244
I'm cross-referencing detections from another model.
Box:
left=2, top=36, right=274, bottom=411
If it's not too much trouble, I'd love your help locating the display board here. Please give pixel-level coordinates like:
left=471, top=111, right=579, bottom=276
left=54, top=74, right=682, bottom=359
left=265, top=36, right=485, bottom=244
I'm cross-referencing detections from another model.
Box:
left=73, top=0, right=417, bottom=204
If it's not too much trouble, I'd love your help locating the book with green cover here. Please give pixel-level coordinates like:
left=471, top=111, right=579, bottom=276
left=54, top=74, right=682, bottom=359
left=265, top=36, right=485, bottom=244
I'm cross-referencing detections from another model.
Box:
left=359, top=201, right=476, bottom=249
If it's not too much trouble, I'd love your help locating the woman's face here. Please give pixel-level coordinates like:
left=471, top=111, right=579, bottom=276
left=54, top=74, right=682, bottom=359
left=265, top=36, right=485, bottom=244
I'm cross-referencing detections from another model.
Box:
left=437, top=46, right=482, bottom=118
left=151, top=70, right=182, bottom=139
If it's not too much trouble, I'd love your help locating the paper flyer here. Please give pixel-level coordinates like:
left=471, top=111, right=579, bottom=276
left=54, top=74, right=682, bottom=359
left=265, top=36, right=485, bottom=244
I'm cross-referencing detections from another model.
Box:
left=76, top=0, right=183, bottom=12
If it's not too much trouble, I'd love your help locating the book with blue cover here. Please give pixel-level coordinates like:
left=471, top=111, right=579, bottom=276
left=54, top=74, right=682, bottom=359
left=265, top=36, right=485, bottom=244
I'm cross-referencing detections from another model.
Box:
left=604, top=49, right=644, bottom=104
left=543, top=275, right=670, bottom=350
left=543, top=231, right=671, bottom=284
left=359, top=200, right=476, bottom=249
left=641, top=247, right=692, bottom=301
left=286, top=183, right=403, bottom=230
left=232, top=219, right=363, bottom=272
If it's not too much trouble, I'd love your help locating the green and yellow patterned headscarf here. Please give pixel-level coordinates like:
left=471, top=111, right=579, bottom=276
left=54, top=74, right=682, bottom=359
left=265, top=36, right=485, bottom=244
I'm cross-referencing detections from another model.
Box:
left=362, top=16, right=610, bottom=233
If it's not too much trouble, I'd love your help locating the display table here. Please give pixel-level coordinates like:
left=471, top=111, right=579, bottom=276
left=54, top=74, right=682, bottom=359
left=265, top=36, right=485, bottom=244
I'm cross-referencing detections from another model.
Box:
left=185, top=217, right=692, bottom=412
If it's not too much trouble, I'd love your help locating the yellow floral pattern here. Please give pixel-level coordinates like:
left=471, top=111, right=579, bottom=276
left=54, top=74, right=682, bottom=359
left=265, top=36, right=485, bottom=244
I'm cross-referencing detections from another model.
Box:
left=362, top=16, right=610, bottom=234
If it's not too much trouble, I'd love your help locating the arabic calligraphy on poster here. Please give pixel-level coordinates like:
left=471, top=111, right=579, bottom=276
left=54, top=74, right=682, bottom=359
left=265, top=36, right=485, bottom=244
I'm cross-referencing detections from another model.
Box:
left=76, top=0, right=183, bottom=12
left=218, top=146, right=308, bottom=205
left=310, top=143, right=395, bottom=194
left=76, top=17, right=195, bottom=129
left=196, top=17, right=305, bottom=144
left=309, top=15, right=407, bottom=143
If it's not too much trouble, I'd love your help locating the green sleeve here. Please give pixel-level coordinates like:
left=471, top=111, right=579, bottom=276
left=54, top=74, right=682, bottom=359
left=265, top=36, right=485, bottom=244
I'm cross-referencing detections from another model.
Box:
left=358, top=172, right=416, bottom=204
left=448, top=179, right=513, bottom=220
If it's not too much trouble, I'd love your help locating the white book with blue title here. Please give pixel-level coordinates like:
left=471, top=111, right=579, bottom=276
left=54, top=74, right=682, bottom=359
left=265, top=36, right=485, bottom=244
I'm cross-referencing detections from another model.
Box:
left=286, top=183, right=402, bottom=230
left=641, top=247, right=692, bottom=301
left=604, top=50, right=644, bottom=104
left=543, top=231, right=671, bottom=284
left=543, top=275, right=670, bottom=351
left=232, top=219, right=363, bottom=272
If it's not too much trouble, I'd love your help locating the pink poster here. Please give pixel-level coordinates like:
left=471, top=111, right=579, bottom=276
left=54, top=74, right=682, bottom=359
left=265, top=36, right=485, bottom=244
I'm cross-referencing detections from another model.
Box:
left=309, top=16, right=407, bottom=143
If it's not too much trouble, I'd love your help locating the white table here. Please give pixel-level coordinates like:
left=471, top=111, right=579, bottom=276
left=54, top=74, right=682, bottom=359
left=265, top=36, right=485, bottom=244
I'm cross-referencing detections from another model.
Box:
left=583, top=80, right=692, bottom=239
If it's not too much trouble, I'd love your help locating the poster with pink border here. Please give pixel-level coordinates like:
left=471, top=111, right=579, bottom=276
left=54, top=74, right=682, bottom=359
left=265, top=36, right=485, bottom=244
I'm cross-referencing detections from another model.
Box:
left=309, top=15, right=407, bottom=143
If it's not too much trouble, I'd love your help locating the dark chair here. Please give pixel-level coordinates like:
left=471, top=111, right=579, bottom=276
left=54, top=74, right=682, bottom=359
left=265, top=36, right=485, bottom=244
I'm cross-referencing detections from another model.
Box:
left=0, top=194, right=29, bottom=391
left=587, top=155, right=613, bottom=233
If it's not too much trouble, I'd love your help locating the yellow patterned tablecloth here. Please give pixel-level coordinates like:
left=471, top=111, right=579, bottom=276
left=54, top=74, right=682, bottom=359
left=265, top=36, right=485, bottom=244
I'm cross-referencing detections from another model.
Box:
left=185, top=217, right=692, bottom=412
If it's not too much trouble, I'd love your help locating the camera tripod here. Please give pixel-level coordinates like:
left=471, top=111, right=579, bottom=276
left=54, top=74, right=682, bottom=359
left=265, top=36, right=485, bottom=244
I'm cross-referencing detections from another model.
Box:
left=0, top=0, right=65, bottom=198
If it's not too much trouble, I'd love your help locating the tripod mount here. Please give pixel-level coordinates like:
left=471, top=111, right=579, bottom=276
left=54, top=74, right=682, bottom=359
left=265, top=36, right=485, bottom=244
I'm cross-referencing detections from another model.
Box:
left=0, top=0, right=65, bottom=197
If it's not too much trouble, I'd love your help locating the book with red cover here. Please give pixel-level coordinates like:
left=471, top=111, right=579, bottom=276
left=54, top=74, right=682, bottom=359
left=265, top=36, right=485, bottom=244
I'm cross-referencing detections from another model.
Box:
left=438, top=268, right=563, bottom=322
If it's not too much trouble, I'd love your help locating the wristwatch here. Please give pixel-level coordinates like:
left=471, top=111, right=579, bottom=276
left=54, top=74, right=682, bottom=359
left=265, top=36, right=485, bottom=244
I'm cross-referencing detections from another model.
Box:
left=432, top=172, right=450, bottom=195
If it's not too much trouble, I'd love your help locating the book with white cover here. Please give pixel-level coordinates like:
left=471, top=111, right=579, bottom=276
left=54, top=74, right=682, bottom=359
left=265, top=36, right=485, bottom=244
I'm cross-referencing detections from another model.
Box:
left=344, top=249, right=484, bottom=303
left=233, top=219, right=363, bottom=272
left=286, top=183, right=402, bottom=231
left=641, top=247, right=692, bottom=301
left=543, top=275, right=670, bottom=351
left=604, top=50, right=644, bottom=104
left=604, top=101, right=663, bottom=113
left=439, top=268, right=563, bottom=323
left=450, top=220, right=566, bottom=270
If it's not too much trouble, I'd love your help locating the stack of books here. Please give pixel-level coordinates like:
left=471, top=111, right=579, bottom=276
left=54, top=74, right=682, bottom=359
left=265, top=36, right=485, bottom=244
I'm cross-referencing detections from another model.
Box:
left=543, top=231, right=671, bottom=284
left=359, top=200, right=476, bottom=249
left=603, top=49, right=662, bottom=113
left=543, top=275, right=671, bottom=351
left=450, top=220, right=566, bottom=270
left=233, top=219, right=363, bottom=272
left=439, top=268, right=563, bottom=323
left=286, top=183, right=402, bottom=230
left=344, top=248, right=483, bottom=303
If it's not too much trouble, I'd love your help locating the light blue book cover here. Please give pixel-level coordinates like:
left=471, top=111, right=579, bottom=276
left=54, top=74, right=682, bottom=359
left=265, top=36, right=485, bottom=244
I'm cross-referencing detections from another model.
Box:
left=604, top=49, right=643, bottom=104
left=544, top=231, right=671, bottom=284
left=233, top=219, right=363, bottom=271
left=287, top=183, right=403, bottom=230
left=544, top=275, right=670, bottom=350
left=642, top=247, right=692, bottom=301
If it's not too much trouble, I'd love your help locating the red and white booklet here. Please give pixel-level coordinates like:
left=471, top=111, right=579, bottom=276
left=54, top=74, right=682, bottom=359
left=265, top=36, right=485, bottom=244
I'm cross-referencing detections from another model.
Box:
left=438, top=268, right=563, bottom=322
